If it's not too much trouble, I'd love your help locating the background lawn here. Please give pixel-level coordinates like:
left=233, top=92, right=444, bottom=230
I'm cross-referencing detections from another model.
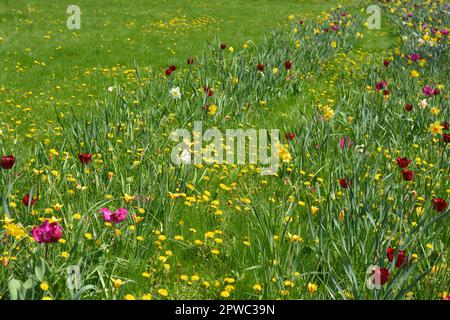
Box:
left=0, top=0, right=395, bottom=125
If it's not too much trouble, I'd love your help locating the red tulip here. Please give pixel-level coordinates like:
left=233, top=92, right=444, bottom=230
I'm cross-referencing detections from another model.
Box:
left=339, top=179, right=347, bottom=188
left=285, top=132, right=296, bottom=140
left=256, top=64, right=265, bottom=72
left=387, top=246, right=407, bottom=268
left=78, top=153, right=92, bottom=165
left=383, top=60, right=390, bottom=67
left=203, top=86, right=213, bottom=97
left=22, top=194, right=37, bottom=207
left=284, top=60, right=293, bottom=70
left=441, top=122, right=449, bottom=131
left=375, top=81, right=387, bottom=91
left=371, top=267, right=389, bottom=285
left=164, top=65, right=177, bottom=76
left=401, top=169, right=414, bottom=181
left=405, top=103, right=413, bottom=112
left=432, top=197, right=448, bottom=212
left=396, top=157, right=411, bottom=169
left=443, top=133, right=450, bottom=143
left=1, top=155, right=15, bottom=170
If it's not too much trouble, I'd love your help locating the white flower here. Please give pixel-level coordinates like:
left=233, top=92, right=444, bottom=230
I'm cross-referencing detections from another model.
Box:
left=180, top=149, right=191, bottom=164
left=419, top=99, right=427, bottom=109
left=170, top=87, right=181, bottom=99
left=108, top=86, right=116, bottom=92
left=355, top=144, right=365, bottom=153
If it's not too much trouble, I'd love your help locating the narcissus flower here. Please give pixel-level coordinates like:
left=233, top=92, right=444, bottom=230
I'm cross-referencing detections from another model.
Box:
left=170, top=87, right=181, bottom=99
left=32, top=220, right=63, bottom=243
left=429, top=121, right=444, bottom=136
left=1, top=155, right=15, bottom=170
left=432, top=198, right=448, bottom=212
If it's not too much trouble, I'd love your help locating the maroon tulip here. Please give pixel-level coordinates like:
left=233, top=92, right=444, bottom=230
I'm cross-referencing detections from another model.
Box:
left=375, top=81, right=387, bottom=91
left=203, top=86, right=213, bottom=97
left=383, top=89, right=390, bottom=96
left=0, top=155, right=15, bottom=170
left=396, top=157, right=411, bottom=169
left=442, top=122, right=449, bottom=131
left=285, top=132, right=296, bottom=140
left=220, top=43, right=227, bottom=50
left=443, top=133, right=450, bottom=143
left=256, top=64, right=265, bottom=72
left=187, top=58, right=194, bottom=65
left=405, top=103, right=413, bottom=112
left=164, top=65, right=177, bottom=76
left=284, top=60, right=293, bottom=70
left=78, top=153, right=92, bottom=165
left=371, top=267, right=389, bottom=285
left=387, top=246, right=407, bottom=268
left=401, top=169, right=414, bottom=181
left=22, top=194, right=37, bottom=207
left=407, top=53, right=421, bottom=61
left=339, top=179, right=350, bottom=188
left=432, top=198, right=448, bottom=212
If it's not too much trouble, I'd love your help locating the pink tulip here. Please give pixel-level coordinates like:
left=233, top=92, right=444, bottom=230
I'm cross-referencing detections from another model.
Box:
left=32, top=220, right=63, bottom=243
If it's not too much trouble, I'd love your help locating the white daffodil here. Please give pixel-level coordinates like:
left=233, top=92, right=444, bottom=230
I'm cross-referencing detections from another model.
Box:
left=170, top=87, right=181, bottom=99
left=419, top=99, right=427, bottom=109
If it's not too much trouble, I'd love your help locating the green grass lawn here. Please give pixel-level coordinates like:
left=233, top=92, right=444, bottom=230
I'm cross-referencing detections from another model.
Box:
left=4, top=0, right=445, bottom=302
left=0, top=0, right=395, bottom=123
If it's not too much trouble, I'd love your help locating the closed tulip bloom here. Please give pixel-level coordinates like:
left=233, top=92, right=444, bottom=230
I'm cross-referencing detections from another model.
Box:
left=32, top=220, right=63, bottom=243
left=432, top=198, right=448, bottom=212
left=402, top=169, right=414, bottom=181
left=1, top=155, right=15, bottom=170
left=22, top=194, right=37, bottom=207
left=78, top=153, right=92, bottom=165
left=396, top=157, right=411, bottom=168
